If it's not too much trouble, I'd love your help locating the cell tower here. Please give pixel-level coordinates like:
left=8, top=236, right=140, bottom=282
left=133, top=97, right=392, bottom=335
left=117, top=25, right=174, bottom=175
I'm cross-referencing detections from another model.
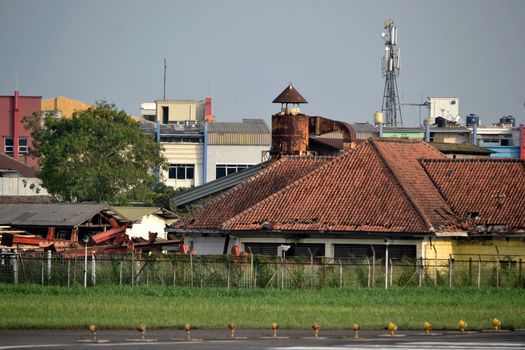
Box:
left=381, top=19, right=403, bottom=127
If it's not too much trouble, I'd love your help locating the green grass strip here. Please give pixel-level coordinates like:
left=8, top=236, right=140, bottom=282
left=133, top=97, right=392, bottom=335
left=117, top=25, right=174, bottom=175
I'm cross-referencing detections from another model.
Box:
left=1, top=284, right=524, bottom=330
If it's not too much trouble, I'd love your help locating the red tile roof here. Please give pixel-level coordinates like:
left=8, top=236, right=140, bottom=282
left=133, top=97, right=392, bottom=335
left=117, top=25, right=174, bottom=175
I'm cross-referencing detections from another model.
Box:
left=222, top=139, right=457, bottom=233
left=421, top=158, right=525, bottom=230
left=174, top=139, right=525, bottom=235
left=174, top=156, right=332, bottom=229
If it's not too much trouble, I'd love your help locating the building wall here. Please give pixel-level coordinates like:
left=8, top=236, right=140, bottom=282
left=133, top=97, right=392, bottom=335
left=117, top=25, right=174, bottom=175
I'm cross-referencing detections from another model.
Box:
left=238, top=236, right=423, bottom=259
left=428, top=97, right=460, bottom=123
left=453, top=238, right=525, bottom=259
left=486, top=146, right=520, bottom=158
left=185, top=234, right=231, bottom=255
left=161, top=143, right=203, bottom=189
left=155, top=100, right=205, bottom=123
left=0, top=92, right=41, bottom=166
left=383, top=130, right=424, bottom=139
left=125, top=214, right=167, bottom=240
left=206, top=144, right=269, bottom=182
left=41, top=96, right=92, bottom=118
left=0, top=177, right=48, bottom=196
left=431, top=133, right=469, bottom=144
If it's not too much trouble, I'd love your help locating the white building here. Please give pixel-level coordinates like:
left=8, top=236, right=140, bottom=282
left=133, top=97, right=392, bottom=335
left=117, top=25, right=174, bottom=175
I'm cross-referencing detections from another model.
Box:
left=206, top=119, right=271, bottom=182
left=428, top=97, right=460, bottom=124
left=139, top=99, right=270, bottom=190
left=114, top=206, right=178, bottom=240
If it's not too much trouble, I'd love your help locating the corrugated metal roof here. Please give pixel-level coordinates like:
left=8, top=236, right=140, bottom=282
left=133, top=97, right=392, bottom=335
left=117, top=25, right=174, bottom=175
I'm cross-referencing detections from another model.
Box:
left=113, top=206, right=178, bottom=221
left=171, top=163, right=264, bottom=207
left=207, top=119, right=270, bottom=134
left=0, top=203, right=123, bottom=227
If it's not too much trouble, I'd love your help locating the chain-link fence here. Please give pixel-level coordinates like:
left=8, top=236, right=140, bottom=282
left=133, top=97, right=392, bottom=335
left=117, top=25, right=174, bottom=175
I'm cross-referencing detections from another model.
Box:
left=0, top=251, right=523, bottom=288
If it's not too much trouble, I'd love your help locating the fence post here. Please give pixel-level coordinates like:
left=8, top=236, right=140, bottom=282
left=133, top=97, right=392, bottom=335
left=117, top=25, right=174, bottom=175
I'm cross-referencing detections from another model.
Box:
left=173, top=254, right=177, bottom=286
left=91, top=252, right=96, bottom=286
left=253, top=261, right=257, bottom=288
left=131, top=252, right=135, bottom=286
left=12, top=251, right=18, bottom=284
left=339, top=259, right=343, bottom=288
left=366, top=257, right=371, bottom=288
left=433, top=246, right=438, bottom=287
left=47, top=250, right=52, bottom=283
left=477, top=256, right=481, bottom=288
left=418, top=257, right=423, bottom=287
left=227, top=258, right=231, bottom=289
left=519, top=258, right=523, bottom=288
left=384, top=242, right=389, bottom=290
left=190, top=252, right=194, bottom=288
left=119, top=256, right=123, bottom=286
left=281, top=257, right=285, bottom=290
left=371, top=249, right=376, bottom=288
left=67, top=259, right=71, bottom=288
left=389, top=258, right=393, bottom=288
left=448, top=257, right=453, bottom=288
left=309, top=249, right=314, bottom=289
left=468, top=258, right=472, bottom=287
left=200, top=256, right=204, bottom=288
left=41, top=255, right=45, bottom=286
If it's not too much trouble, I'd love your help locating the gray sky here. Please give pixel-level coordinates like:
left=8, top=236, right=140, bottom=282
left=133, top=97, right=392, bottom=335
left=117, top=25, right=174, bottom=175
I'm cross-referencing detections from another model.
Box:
left=1, top=0, right=524, bottom=126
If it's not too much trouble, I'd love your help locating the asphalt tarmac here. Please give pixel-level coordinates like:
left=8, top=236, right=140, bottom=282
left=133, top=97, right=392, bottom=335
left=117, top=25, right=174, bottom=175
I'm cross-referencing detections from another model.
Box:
left=0, top=328, right=524, bottom=350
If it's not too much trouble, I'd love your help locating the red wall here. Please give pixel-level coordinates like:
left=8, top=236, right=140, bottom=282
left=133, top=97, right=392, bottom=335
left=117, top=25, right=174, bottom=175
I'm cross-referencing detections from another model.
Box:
left=0, top=91, right=41, bottom=167
left=520, top=124, right=525, bottom=159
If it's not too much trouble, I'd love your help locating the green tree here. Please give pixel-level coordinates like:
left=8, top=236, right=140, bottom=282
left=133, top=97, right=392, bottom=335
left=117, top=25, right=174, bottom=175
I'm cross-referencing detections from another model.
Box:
left=25, top=102, right=166, bottom=204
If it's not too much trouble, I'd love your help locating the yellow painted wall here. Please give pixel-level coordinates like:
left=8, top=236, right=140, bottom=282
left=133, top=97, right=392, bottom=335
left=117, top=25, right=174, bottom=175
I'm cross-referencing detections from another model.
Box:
left=424, top=237, right=525, bottom=261
left=423, top=239, right=454, bottom=260
left=454, top=238, right=525, bottom=259
left=42, top=96, right=92, bottom=118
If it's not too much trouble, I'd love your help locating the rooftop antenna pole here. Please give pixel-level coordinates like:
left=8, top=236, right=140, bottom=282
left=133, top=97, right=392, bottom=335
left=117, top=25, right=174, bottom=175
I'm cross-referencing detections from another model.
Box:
left=163, top=58, right=167, bottom=100
left=380, top=19, right=403, bottom=127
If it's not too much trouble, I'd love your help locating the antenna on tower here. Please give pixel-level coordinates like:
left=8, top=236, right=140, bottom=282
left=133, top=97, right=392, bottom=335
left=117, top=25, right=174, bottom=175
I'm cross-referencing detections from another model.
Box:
left=163, top=58, right=167, bottom=100
left=380, top=19, right=403, bottom=127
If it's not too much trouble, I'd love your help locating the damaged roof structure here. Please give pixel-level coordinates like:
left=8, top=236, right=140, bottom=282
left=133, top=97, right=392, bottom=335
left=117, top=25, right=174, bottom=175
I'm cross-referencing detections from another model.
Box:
left=0, top=203, right=130, bottom=254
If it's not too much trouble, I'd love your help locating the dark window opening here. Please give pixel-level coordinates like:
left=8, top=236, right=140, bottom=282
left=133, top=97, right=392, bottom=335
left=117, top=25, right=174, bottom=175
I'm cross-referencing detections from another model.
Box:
left=162, top=106, right=169, bottom=124
left=334, top=244, right=416, bottom=262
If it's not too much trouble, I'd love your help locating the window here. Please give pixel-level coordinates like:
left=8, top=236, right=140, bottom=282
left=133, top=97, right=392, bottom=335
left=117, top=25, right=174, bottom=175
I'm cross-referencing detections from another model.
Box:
left=168, top=164, right=195, bottom=180
left=19, top=138, right=28, bottom=154
left=4, top=138, right=13, bottom=155
left=216, top=164, right=251, bottom=179
left=162, top=106, right=169, bottom=124
left=160, top=136, right=202, bottom=143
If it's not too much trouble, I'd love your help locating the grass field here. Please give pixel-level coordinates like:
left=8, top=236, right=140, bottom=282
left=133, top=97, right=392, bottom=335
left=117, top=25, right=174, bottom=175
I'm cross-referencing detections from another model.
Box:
left=1, top=284, right=524, bottom=330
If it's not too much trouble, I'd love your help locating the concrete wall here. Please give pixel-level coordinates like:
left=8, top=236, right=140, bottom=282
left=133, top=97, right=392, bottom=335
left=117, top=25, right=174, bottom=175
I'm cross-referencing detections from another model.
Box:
left=0, top=177, right=49, bottom=196
left=155, top=100, right=205, bottom=123
left=161, top=143, right=203, bottom=189
left=206, top=144, right=269, bottom=182
left=125, top=214, right=168, bottom=240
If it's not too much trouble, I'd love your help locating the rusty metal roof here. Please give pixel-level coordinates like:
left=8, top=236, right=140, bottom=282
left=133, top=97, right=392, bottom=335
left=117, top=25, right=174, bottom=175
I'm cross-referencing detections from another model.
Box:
left=0, top=203, right=127, bottom=228
left=272, top=83, right=308, bottom=104
left=0, top=153, right=37, bottom=177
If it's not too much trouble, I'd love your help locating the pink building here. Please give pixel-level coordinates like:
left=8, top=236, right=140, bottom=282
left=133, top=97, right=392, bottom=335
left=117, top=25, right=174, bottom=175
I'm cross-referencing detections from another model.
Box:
left=0, top=90, right=41, bottom=167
